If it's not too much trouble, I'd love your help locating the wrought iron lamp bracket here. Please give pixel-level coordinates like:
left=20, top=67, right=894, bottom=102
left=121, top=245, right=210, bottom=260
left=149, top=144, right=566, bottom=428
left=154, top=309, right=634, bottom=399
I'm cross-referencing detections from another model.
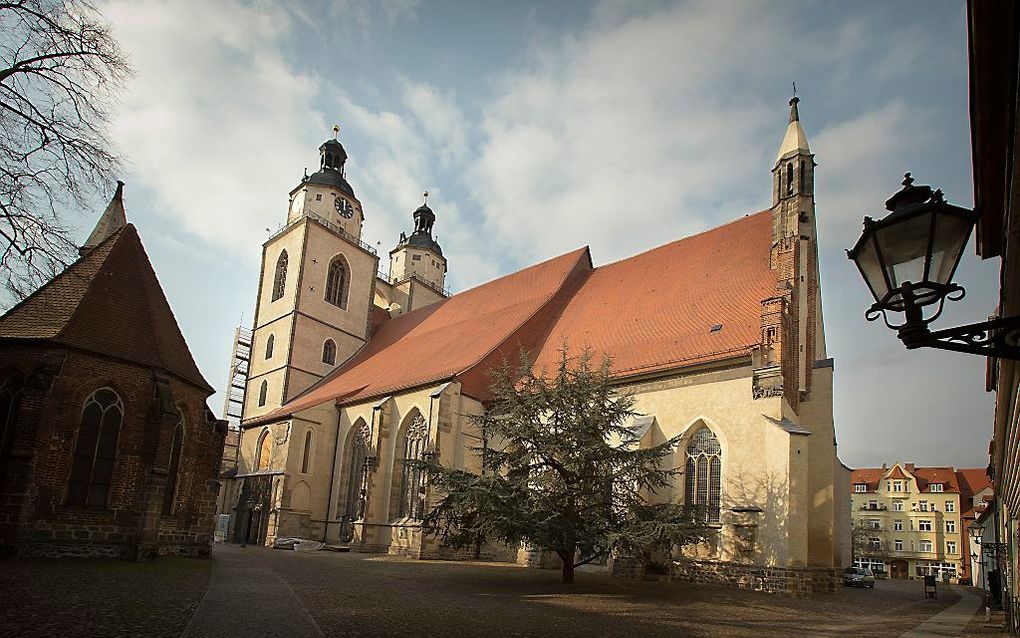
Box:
left=889, top=313, right=1020, bottom=360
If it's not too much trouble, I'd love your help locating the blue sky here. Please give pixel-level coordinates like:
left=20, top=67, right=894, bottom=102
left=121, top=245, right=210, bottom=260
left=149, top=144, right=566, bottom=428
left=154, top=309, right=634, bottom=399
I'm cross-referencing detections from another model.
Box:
left=77, top=0, right=994, bottom=468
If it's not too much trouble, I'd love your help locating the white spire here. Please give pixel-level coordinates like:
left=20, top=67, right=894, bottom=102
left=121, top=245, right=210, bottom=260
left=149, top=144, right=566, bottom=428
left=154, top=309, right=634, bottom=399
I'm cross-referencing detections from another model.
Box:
left=776, top=96, right=810, bottom=163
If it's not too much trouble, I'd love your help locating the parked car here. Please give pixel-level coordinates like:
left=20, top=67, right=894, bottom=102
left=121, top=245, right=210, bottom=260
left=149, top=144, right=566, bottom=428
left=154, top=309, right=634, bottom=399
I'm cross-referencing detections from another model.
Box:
left=843, top=566, right=876, bottom=588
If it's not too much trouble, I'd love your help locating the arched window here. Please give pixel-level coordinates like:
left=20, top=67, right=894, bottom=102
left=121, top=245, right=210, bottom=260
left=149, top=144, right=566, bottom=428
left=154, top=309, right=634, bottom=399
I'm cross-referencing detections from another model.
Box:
left=301, top=430, right=312, bottom=473
left=265, top=334, right=274, bottom=360
left=271, top=250, right=288, bottom=301
left=163, top=416, right=184, bottom=515
left=68, top=388, right=123, bottom=509
left=322, top=339, right=337, bottom=365
left=255, top=428, right=272, bottom=471
left=0, top=375, right=24, bottom=489
left=0, top=374, right=23, bottom=458
left=324, top=255, right=349, bottom=309
left=799, top=160, right=806, bottom=192
left=785, top=162, right=793, bottom=195
left=685, top=427, right=721, bottom=523
left=340, top=424, right=369, bottom=529
left=398, top=413, right=428, bottom=519
left=258, top=380, right=268, bottom=407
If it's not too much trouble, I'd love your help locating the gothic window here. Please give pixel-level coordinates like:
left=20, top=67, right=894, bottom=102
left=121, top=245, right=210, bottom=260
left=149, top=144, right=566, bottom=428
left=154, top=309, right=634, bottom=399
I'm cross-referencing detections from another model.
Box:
left=786, top=162, right=793, bottom=195
left=255, top=428, right=272, bottom=471
left=301, top=430, right=312, bottom=473
left=322, top=339, right=337, bottom=365
left=324, top=255, right=348, bottom=309
left=67, top=388, right=123, bottom=509
left=258, top=380, right=268, bottom=407
left=0, top=374, right=23, bottom=460
left=799, top=160, right=806, bottom=191
left=684, top=427, right=721, bottom=523
left=163, top=416, right=184, bottom=515
left=271, top=250, right=288, bottom=301
left=398, top=414, right=428, bottom=519
left=265, top=334, right=274, bottom=360
left=341, top=424, right=369, bottom=523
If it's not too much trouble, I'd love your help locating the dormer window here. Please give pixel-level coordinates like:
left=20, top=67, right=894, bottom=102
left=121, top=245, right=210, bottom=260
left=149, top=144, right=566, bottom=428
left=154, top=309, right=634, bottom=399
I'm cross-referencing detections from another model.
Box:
left=930, top=483, right=944, bottom=493
left=854, top=483, right=868, bottom=493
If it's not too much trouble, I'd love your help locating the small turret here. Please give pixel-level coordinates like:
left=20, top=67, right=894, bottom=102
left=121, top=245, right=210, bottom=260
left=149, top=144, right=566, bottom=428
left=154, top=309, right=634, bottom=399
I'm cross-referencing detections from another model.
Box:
left=81, top=181, right=127, bottom=256
left=388, top=191, right=447, bottom=293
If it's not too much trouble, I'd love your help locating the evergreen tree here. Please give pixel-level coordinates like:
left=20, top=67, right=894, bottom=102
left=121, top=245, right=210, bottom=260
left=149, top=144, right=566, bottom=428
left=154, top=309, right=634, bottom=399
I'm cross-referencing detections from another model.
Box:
left=420, top=349, right=712, bottom=584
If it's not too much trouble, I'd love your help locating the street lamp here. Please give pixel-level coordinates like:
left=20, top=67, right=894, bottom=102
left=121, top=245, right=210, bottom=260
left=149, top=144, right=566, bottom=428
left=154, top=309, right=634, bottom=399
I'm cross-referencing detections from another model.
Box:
left=848, top=173, right=1020, bottom=359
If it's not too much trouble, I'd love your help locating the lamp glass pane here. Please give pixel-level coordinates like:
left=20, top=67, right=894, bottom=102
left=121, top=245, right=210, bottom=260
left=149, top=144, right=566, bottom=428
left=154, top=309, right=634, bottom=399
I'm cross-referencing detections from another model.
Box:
left=929, top=211, right=973, bottom=286
left=875, top=210, right=933, bottom=288
left=854, top=235, right=889, bottom=302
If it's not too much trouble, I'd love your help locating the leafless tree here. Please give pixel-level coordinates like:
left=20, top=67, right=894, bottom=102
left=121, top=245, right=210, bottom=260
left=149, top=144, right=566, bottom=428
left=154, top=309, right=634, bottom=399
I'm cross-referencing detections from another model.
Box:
left=0, top=0, right=130, bottom=304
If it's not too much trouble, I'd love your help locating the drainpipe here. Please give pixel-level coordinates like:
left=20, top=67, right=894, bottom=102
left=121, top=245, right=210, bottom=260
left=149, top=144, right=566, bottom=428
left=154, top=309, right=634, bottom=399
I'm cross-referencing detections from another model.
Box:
left=323, top=402, right=343, bottom=543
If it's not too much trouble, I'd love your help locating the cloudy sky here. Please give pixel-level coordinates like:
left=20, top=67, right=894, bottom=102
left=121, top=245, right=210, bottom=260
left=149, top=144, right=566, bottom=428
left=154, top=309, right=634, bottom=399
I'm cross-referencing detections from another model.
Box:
left=81, top=0, right=995, bottom=469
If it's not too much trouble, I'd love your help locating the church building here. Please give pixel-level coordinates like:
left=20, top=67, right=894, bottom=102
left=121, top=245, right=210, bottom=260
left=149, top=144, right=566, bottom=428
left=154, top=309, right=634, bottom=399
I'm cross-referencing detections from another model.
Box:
left=232, top=99, right=851, bottom=593
left=0, top=185, right=226, bottom=558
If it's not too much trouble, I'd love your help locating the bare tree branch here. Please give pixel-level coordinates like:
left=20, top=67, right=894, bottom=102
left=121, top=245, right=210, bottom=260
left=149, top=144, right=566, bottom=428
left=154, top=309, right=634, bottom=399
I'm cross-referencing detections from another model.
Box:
left=0, top=0, right=131, bottom=305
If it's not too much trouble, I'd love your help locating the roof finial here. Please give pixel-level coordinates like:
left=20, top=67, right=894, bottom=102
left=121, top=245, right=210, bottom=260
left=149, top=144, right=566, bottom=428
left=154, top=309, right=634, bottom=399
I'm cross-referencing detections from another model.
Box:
left=789, top=84, right=800, bottom=123
left=423, top=190, right=429, bottom=205
left=332, top=123, right=340, bottom=140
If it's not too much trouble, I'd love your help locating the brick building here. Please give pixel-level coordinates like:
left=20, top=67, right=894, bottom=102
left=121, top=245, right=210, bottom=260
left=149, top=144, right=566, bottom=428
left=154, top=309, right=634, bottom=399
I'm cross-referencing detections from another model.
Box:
left=0, top=185, right=225, bottom=559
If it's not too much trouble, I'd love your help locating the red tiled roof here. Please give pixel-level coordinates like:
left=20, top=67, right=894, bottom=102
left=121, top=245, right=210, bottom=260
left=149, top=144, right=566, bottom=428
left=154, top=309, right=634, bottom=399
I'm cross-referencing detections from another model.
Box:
left=530, top=211, right=776, bottom=378
left=0, top=224, right=212, bottom=392
left=850, top=468, right=884, bottom=491
left=912, top=467, right=959, bottom=492
left=265, top=247, right=593, bottom=418
left=253, top=211, right=777, bottom=424
left=955, top=468, right=992, bottom=497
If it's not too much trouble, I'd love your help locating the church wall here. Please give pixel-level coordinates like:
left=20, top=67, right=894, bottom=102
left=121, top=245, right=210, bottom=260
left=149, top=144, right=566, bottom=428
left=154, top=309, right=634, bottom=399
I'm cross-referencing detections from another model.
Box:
left=254, top=225, right=305, bottom=328
left=243, top=365, right=289, bottom=420
left=407, top=279, right=445, bottom=312
left=0, top=345, right=223, bottom=559
left=620, top=363, right=816, bottom=568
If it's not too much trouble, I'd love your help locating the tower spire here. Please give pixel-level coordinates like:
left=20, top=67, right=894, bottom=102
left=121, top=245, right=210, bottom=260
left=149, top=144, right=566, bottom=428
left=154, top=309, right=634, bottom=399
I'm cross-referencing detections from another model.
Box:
left=80, top=180, right=127, bottom=256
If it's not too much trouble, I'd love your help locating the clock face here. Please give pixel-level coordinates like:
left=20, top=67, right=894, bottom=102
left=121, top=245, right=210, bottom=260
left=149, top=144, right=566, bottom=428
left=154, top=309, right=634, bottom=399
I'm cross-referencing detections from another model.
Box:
left=336, top=197, right=354, bottom=219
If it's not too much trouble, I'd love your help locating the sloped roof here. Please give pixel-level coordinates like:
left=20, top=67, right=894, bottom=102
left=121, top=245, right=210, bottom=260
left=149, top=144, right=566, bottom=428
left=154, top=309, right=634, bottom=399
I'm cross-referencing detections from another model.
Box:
left=912, top=467, right=959, bottom=492
left=253, top=209, right=779, bottom=425
left=0, top=224, right=212, bottom=393
left=530, top=211, right=775, bottom=377
left=851, top=465, right=991, bottom=496
left=955, top=467, right=992, bottom=496
left=850, top=468, right=884, bottom=491
left=267, top=247, right=592, bottom=417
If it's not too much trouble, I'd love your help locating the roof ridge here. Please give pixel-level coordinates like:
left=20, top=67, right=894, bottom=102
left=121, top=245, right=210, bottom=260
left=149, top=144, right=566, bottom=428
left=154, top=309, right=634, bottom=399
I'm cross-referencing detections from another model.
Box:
left=0, top=226, right=127, bottom=336
left=596, top=209, right=772, bottom=269
left=455, top=247, right=593, bottom=381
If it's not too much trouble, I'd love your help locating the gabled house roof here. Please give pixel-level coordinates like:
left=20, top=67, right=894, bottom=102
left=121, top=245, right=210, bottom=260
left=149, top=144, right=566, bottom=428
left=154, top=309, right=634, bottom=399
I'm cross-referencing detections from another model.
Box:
left=0, top=224, right=212, bottom=393
left=850, top=464, right=991, bottom=500
left=252, top=210, right=777, bottom=426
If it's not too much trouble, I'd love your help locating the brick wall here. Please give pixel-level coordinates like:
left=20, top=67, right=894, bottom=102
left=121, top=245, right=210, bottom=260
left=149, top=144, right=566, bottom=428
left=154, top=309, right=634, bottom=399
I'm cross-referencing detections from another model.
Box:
left=0, top=343, right=224, bottom=559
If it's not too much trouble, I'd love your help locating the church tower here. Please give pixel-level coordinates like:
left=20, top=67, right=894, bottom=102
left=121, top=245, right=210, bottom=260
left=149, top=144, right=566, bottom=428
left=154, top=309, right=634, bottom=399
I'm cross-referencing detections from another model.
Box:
left=374, top=193, right=449, bottom=315
left=244, top=129, right=379, bottom=419
left=770, top=96, right=826, bottom=399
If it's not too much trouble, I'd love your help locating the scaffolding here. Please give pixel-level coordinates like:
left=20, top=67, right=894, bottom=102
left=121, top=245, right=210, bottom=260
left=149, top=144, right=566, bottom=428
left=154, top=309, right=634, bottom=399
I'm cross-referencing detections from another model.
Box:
left=220, top=326, right=252, bottom=474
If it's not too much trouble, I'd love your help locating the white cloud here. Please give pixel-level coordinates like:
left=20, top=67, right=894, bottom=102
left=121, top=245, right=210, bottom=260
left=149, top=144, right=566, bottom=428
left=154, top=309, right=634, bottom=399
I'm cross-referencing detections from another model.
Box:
left=103, top=0, right=326, bottom=255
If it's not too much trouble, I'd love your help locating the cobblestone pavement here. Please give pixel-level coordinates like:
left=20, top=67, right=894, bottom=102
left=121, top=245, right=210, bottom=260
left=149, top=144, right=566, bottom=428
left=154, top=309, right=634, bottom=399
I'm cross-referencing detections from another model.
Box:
left=0, top=545, right=981, bottom=638
left=0, top=555, right=211, bottom=638
left=247, top=545, right=965, bottom=638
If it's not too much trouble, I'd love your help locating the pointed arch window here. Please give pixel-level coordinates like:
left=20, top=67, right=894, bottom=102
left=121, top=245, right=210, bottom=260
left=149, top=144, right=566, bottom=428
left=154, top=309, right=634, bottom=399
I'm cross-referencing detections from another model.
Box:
left=685, top=427, right=721, bottom=523
left=799, top=160, right=806, bottom=192
left=272, top=250, right=288, bottom=301
left=68, top=388, right=123, bottom=509
left=786, top=162, right=793, bottom=196
left=398, top=414, right=428, bottom=519
left=301, top=430, right=312, bottom=473
left=258, top=380, right=268, bottom=407
left=322, top=339, right=337, bottom=365
left=255, top=428, right=272, bottom=471
left=265, top=334, right=274, bottom=360
left=163, top=416, right=184, bottom=515
left=324, top=255, right=349, bottom=309
left=0, top=375, right=24, bottom=488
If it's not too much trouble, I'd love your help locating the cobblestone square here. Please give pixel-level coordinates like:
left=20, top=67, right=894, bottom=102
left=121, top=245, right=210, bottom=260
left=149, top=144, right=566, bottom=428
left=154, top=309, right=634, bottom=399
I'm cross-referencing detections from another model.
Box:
left=0, top=545, right=991, bottom=638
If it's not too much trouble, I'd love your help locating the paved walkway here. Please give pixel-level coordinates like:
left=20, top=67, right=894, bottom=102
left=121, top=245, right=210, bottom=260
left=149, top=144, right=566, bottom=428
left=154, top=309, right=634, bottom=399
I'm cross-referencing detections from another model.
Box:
left=899, top=585, right=984, bottom=637
left=180, top=544, right=324, bottom=638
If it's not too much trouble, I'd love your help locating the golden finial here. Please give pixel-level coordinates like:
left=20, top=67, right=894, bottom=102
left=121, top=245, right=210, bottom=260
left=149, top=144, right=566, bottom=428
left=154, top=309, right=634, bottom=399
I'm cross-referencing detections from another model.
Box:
left=423, top=190, right=429, bottom=205
left=332, top=124, right=340, bottom=139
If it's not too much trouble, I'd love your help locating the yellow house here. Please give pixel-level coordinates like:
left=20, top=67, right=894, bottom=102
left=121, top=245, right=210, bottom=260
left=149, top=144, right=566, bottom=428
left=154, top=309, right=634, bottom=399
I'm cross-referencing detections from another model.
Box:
left=226, top=98, right=850, bottom=594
